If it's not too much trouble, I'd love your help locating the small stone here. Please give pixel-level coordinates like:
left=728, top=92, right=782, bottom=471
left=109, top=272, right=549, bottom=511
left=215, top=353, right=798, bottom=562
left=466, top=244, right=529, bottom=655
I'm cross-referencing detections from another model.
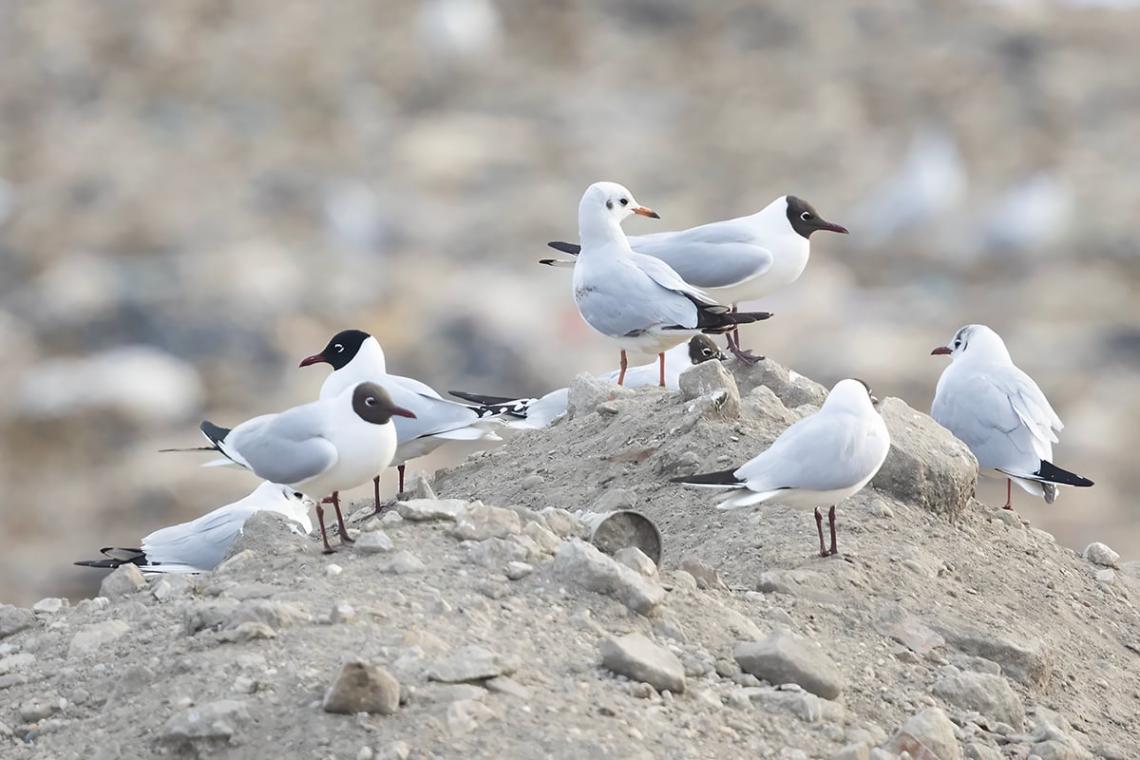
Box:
left=162, top=700, right=251, bottom=742
left=614, top=547, right=657, bottom=577
left=377, top=551, right=426, bottom=574
left=484, top=676, right=530, bottom=699
left=932, top=670, right=1024, bottom=730
left=1082, top=542, right=1119, bottom=568
left=446, top=698, right=495, bottom=736
left=679, top=360, right=741, bottom=417
left=875, top=605, right=945, bottom=656
left=0, top=720, right=10, bottom=738
left=990, top=508, right=1022, bottom=528
left=19, top=695, right=61, bottom=722
left=869, top=499, right=894, bottom=518
left=552, top=540, right=665, bottom=616
left=679, top=556, right=727, bottom=590
left=935, top=624, right=1049, bottom=688
left=322, top=662, right=400, bottom=715
left=357, top=530, right=395, bottom=554
left=541, top=508, right=586, bottom=539
left=462, top=537, right=529, bottom=568
left=326, top=564, right=344, bottom=577
left=377, top=741, right=411, bottom=760
left=98, top=564, right=146, bottom=599
left=428, top=645, right=514, bottom=683
left=832, top=743, right=870, bottom=760
left=330, top=602, right=357, bottom=624
left=566, top=372, right=633, bottom=418
left=407, top=472, right=437, bottom=500
left=600, top=633, right=686, bottom=694
left=510, top=533, right=544, bottom=561
left=743, top=686, right=844, bottom=723
left=32, top=598, right=66, bottom=614
left=592, top=488, right=637, bottom=513
left=448, top=503, right=522, bottom=541
left=964, top=743, right=1003, bottom=760
left=1095, top=569, right=1116, bottom=584
left=151, top=578, right=180, bottom=602
left=505, top=561, right=533, bottom=580
left=519, top=473, right=544, bottom=489
left=670, top=570, right=699, bottom=591
left=380, top=511, right=404, bottom=526
left=523, top=522, right=562, bottom=553
left=357, top=747, right=375, bottom=760
left=735, top=631, right=844, bottom=699
left=0, top=653, right=35, bottom=675
left=396, top=499, right=468, bottom=522
left=0, top=605, right=37, bottom=639
left=69, top=620, right=130, bottom=658
left=885, top=707, right=961, bottom=760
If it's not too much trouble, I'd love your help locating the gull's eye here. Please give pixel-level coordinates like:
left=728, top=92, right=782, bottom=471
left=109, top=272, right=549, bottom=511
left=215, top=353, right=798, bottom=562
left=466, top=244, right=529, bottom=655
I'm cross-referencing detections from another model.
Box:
left=702, top=348, right=713, bottom=356
left=800, top=211, right=812, bottom=220
left=334, top=344, right=344, bottom=352
left=953, top=340, right=962, bottom=349
left=293, top=491, right=303, bottom=499
left=365, top=396, right=376, bottom=406
left=619, top=198, right=629, bottom=206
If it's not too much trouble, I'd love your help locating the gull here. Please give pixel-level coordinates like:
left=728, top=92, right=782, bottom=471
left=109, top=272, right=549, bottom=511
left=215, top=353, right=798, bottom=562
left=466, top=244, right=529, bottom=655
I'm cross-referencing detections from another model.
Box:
left=673, top=379, right=889, bottom=557
left=931, top=324, right=1093, bottom=508
left=449, top=336, right=726, bottom=431
left=545, top=194, right=846, bottom=363
left=75, top=482, right=314, bottom=574
left=168, top=382, right=414, bottom=553
left=300, top=329, right=502, bottom=502
left=570, top=181, right=772, bottom=384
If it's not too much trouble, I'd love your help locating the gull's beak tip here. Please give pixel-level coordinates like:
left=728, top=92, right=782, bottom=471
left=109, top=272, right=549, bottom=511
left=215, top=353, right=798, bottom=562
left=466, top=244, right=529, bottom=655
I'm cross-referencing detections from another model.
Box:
left=931, top=346, right=952, bottom=356
left=633, top=206, right=660, bottom=219
left=299, top=354, right=325, bottom=368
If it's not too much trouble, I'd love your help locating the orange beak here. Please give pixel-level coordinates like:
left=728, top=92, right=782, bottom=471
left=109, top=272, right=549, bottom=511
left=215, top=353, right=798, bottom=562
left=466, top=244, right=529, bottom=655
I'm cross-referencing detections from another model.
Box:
left=632, top=206, right=660, bottom=219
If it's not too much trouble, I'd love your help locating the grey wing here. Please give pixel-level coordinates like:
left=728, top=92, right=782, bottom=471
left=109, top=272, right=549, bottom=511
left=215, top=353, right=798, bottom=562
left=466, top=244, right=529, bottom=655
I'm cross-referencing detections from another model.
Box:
left=233, top=405, right=339, bottom=484
left=389, top=384, right=482, bottom=442
left=576, top=255, right=698, bottom=335
left=736, top=411, right=887, bottom=492
left=390, top=374, right=444, bottom=400
left=629, top=223, right=773, bottom=290
left=932, top=372, right=1046, bottom=472
left=142, top=506, right=253, bottom=570
left=992, top=366, right=1062, bottom=445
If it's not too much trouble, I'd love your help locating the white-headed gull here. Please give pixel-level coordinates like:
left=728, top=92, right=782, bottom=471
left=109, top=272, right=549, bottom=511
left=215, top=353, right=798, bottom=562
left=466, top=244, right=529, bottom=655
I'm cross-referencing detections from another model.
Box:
left=931, top=324, right=1092, bottom=508
left=75, top=482, right=315, bottom=574
left=674, top=378, right=889, bottom=557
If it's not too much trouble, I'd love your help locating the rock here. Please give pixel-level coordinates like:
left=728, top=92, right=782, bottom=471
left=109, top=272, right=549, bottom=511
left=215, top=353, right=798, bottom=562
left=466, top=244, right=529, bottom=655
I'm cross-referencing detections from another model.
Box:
left=0, top=720, right=10, bottom=739
left=462, top=537, right=529, bottom=568
left=875, top=605, right=945, bottom=656
left=357, top=530, right=395, bottom=554
left=322, top=662, right=400, bottom=715
left=0, top=605, right=37, bottom=638
left=330, top=602, right=356, bottom=624
left=226, top=511, right=308, bottom=559
left=448, top=503, right=522, bottom=541
left=484, top=676, right=530, bottom=699
left=742, top=686, right=844, bottom=723
left=380, top=511, right=404, bottom=526
left=396, top=499, right=468, bottom=521
left=1095, top=569, right=1116, bottom=584
left=162, top=700, right=251, bottom=743
left=1082, top=542, right=1119, bottom=568
left=510, top=533, right=544, bottom=561
left=680, top=360, right=741, bottom=417
left=406, top=471, right=437, bottom=500
left=885, top=707, right=961, bottom=760
left=552, top=540, right=666, bottom=616
left=32, top=598, right=66, bottom=614
left=566, top=372, right=632, bottom=418
left=932, top=670, right=1024, bottom=730
left=99, top=564, right=146, bottom=599
left=670, top=570, right=699, bottom=591
left=734, top=360, right=828, bottom=407
left=184, top=600, right=310, bottom=635
left=679, top=556, right=727, bottom=590
left=215, top=549, right=257, bottom=574
left=1022, top=716, right=1094, bottom=760
left=541, top=508, right=586, bottom=539
left=505, top=561, right=533, bottom=580
left=735, top=631, right=844, bottom=699
left=523, top=522, right=563, bottom=553
left=936, top=624, right=1050, bottom=688
left=19, top=694, right=62, bottom=722
left=592, top=488, right=637, bottom=512
left=0, top=652, right=35, bottom=675
left=600, top=633, right=686, bottom=694
left=428, top=645, right=514, bottom=683
left=217, top=622, right=277, bottom=643
left=833, top=743, right=870, bottom=760
left=872, top=398, right=977, bottom=519
left=614, top=547, right=657, bottom=577
left=377, top=741, right=412, bottom=760
left=446, top=698, right=496, bottom=736
left=963, top=744, right=1002, bottom=760
left=757, top=569, right=839, bottom=602
left=326, top=563, right=344, bottom=577
left=377, top=551, right=426, bottom=574
left=69, top=620, right=130, bottom=658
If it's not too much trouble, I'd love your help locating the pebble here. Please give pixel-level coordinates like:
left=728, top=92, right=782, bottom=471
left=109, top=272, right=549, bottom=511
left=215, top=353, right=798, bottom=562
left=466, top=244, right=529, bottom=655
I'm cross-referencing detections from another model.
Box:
left=540, top=508, right=586, bottom=539
left=523, top=522, right=562, bottom=553
left=1082, top=542, right=1119, bottom=568
left=396, top=499, right=468, bottom=522
left=448, top=503, right=522, bottom=541
left=99, top=564, right=147, bottom=599
left=932, top=670, right=1024, bottom=730
left=600, top=633, right=686, bottom=694
left=679, top=360, right=741, bottom=418
left=614, top=547, right=657, bottom=577
left=462, top=537, right=529, bottom=568
left=357, top=747, right=375, bottom=760
left=935, top=624, right=1049, bottom=687
left=407, top=472, right=437, bottom=500
left=875, top=605, right=945, bottom=656
left=161, top=700, right=251, bottom=742
left=670, top=570, right=699, bottom=591
left=322, top=662, right=400, bottom=715
left=742, top=686, right=843, bottom=723
left=428, top=645, right=515, bottom=683
left=869, top=499, right=894, bottom=518
left=377, top=551, right=426, bottom=574
left=885, top=707, right=961, bottom=760
left=505, top=561, right=533, bottom=580
left=519, top=474, right=544, bottom=490
left=330, top=602, right=357, bottom=624
left=32, top=598, right=66, bottom=614
left=19, top=695, right=63, bottom=722
left=376, top=741, right=412, bottom=760
left=484, top=676, right=530, bottom=699
left=552, top=540, right=665, bottom=616
left=1095, top=569, right=1116, bottom=584
left=0, top=652, right=35, bottom=675
left=446, top=698, right=495, bottom=736
left=735, top=631, right=845, bottom=699
left=326, top=564, right=344, bottom=577
left=0, top=605, right=38, bottom=639
left=69, top=620, right=130, bottom=658
left=380, top=511, right=404, bottom=526
left=678, top=556, right=727, bottom=590
left=356, top=530, right=395, bottom=554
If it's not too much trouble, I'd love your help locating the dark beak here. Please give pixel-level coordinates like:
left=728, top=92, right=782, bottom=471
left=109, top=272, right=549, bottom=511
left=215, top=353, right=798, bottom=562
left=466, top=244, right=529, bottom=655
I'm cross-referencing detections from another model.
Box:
left=299, top=354, right=327, bottom=368
left=931, top=346, right=952, bottom=356
left=818, top=219, right=848, bottom=234
left=632, top=206, right=660, bottom=219
left=716, top=349, right=729, bottom=361
left=389, top=406, right=417, bottom=419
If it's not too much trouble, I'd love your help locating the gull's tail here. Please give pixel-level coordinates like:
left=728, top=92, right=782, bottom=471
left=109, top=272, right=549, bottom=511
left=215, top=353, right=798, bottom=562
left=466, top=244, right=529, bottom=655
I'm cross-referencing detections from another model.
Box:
left=546, top=241, right=581, bottom=256
left=1034, top=460, right=1094, bottom=488
left=668, top=300, right=772, bottom=335
left=671, top=467, right=742, bottom=488
left=449, top=390, right=534, bottom=420
left=74, top=547, right=147, bottom=570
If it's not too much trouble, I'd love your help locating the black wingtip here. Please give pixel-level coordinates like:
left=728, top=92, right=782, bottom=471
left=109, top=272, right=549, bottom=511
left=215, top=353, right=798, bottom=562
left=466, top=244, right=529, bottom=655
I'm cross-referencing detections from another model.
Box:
left=1036, top=460, right=1094, bottom=488
left=671, top=467, right=742, bottom=486
left=449, top=390, right=518, bottom=406
left=547, top=241, right=581, bottom=255
left=199, top=420, right=230, bottom=446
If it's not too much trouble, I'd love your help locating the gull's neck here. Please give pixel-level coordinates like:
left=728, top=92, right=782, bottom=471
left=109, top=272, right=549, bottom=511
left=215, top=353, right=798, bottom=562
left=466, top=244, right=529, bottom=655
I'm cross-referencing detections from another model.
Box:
left=319, top=337, right=389, bottom=400
left=579, top=210, right=627, bottom=252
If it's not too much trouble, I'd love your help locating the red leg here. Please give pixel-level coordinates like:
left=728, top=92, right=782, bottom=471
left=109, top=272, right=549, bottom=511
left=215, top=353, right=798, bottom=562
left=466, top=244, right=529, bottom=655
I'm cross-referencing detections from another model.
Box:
left=814, top=507, right=826, bottom=557
left=372, top=475, right=382, bottom=515
left=658, top=353, right=666, bottom=387
left=397, top=464, right=406, bottom=495
left=828, top=505, right=838, bottom=556
left=1003, top=479, right=1013, bottom=510
left=726, top=304, right=763, bottom=365
left=617, top=350, right=628, bottom=386
left=316, top=503, right=335, bottom=554
left=332, top=492, right=353, bottom=545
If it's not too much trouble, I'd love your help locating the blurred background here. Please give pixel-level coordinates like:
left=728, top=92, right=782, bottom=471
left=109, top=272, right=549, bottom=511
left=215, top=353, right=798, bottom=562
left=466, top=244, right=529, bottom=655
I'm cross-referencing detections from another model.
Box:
left=2, top=0, right=1138, bottom=605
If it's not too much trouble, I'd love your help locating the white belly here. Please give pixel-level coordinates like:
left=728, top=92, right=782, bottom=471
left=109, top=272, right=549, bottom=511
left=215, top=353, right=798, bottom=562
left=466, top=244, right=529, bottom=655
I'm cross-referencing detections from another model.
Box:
left=298, top=423, right=397, bottom=498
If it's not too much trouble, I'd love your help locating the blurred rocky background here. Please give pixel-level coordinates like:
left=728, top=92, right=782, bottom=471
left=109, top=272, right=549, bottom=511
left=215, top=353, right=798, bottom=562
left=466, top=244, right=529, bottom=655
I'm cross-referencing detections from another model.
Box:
left=1, top=0, right=1138, bottom=605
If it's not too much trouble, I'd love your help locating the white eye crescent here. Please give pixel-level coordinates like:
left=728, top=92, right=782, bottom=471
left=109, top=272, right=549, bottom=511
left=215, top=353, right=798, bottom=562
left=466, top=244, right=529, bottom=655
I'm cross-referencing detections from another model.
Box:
left=800, top=211, right=812, bottom=220
left=334, top=344, right=344, bottom=352
left=365, top=397, right=376, bottom=406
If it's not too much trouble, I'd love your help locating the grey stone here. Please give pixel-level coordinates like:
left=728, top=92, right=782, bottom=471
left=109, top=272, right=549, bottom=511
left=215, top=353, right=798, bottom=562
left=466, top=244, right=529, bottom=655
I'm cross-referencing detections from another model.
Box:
left=1094, top=569, right=1115, bottom=584
left=885, top=707, right=961, bottom=760
left=872, top=398, right=977, bottom=519
left=183, top=600, right=310, bottom=635
left=377, top=741, right=412, bottom=760
left=735, top=631, right=844, bottom=699
left=446, top=698, right=496, bottom=736
left=735, top=361, right=828, bottom=407
left=462, top=537, right=529, bottom=568
left=32, top=598, right=66, bottom=614
left=505, top=561, right=533, bottom=580
left=69, top=620, right=130, bottom=658
left=217, top=622, right=277, bottom=643
left=932, top=670, right=1024, bottom=730
left=330, top=601, right=356, bottom=624
left=99, top=564, right=146, bottom=599
left=592, top=488, right=637, bottom=513
left=742, top=686, right=844, bottom=723
left=0, top=605, right=37, bottom=639
left=964, top=744, right=1003, bottom=760
left=936, top=623, right=1050, bottom=688
left=757, top=569, right=839, bottom=602
left=377, top=551, right=426, bottom=574
left=614, top=547, right=657, bottom=577
left=833, top=743, right=871, bottom=760
left=540, top=508, right=586, bottom=539
left=1082, top=542, right=1119, bottom=568
left=162, top=700, right=251, bottom=742
left=322, top=662, right=400, bottom=715
left=484, top=676, right=530, bottom=699
left=566, top=372, right=633, bottom=419
left=600, top=633, right=686, bottom=694
left=670, top=570, right=699, bottom=591
left=875, top=605, right=945, bottom=656
left=225, top=511, right=308, bottom=559
left=357, top=530, right=395, bottom=553
left=19, top=694, right=61, bottom=722
left=448, top=503, right=521, bottom=541
left=396, top=499, right=468, bottom=521
left=407, top=471, right=437, bottom=500
left=0, top=652, right=35, bottom=675
left=680, top=360, right=742, bottom=417
left=679, top=555, right=727, bottom=590
left=510, top=533, right=544, bottom=561
left=380, top=511, right=404, bottom=526
left=428, top=645, right=514, bottom=683
left=552, top=540, right=665, bottom=616
left=523, top=521, right=563, bottom=553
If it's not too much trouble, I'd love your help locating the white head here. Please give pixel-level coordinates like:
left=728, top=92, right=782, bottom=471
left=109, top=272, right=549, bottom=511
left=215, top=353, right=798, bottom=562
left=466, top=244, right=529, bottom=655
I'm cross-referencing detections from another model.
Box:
left=822, top=378, right=879, bottom=414
left=931, top=324, right=1011, bottom=364
left=577, top=181, right=659, bottom=246
left=247, top=482, right=316, bottom=535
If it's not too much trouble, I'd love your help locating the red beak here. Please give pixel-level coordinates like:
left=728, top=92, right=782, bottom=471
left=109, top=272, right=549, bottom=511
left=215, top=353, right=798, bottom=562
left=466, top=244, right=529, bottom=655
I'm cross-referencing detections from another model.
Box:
left=391, top=406, right=417, bottom=419
left=299, top=354, right=328, bottom=368
left=931, top=346, right=952, bottom=356
left=819, top=221, right=849, bottom=234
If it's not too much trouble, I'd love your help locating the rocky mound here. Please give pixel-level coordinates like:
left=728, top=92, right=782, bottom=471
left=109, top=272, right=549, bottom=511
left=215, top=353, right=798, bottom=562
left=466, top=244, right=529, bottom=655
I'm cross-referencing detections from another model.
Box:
left=0, top=360, right=1136, bottom=760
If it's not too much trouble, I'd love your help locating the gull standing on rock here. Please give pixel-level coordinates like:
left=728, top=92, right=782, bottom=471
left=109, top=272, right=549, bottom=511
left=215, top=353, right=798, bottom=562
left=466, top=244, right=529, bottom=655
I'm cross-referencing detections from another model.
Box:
left=169, top=382, right=414, bottom=553
left=545, top=195, right=846, bottom=363
left=300, top=329, right=502, bottom=502
left=570, top=181, right=772, bottom=385
left=673, top=379, right=889, bottom=557
left=75, top=482, right=315, bottom=574
left=931, top=324, right=1093, bottom=508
